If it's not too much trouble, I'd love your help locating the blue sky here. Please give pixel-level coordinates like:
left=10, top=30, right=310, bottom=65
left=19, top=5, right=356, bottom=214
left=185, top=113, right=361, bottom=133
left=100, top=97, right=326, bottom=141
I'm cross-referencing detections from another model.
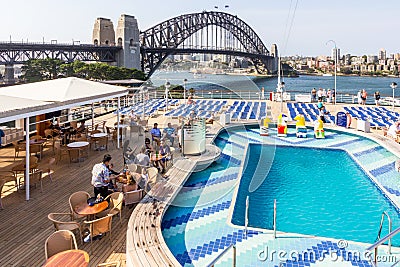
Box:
left=1, top=0, right=398, bottom=56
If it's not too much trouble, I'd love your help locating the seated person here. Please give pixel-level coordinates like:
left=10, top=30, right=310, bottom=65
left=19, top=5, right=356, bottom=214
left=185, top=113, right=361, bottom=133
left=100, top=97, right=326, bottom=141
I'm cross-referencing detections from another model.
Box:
left=123, top=140, right=136, bottom=165
left=150, top=123, right=162, bottom=146
left=206, top=112, right=215, bottom=124
left=144, top=137, right=155, bottom=157
left=187, top=95, right=196, bottom=105
left=189, top=110, right=197, bottom=120
left=127, top=168, right=148, bottom=190
left=157, top=140, right=171, bottom=174
left=134, top=146, right=150, bottom=167
left=163, top=123, right=176, bottom=146
left=76, top=121, right=86, bottom=133
left=50, top=122, right=62, bottom=137
left=317, top=99, right=324, bottom=110
left=388, top=121, right=400, bottom=139
left=107, top=163, right=120, bottom=192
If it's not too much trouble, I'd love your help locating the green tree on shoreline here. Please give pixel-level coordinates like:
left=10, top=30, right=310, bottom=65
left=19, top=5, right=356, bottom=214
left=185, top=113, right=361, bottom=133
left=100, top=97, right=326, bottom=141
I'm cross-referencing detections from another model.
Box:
left=21, top=59, right=145, bottom=83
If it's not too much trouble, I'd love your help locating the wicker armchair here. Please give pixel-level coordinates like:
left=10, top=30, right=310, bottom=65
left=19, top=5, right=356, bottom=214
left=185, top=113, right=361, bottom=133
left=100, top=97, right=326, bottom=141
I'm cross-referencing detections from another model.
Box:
left=69, top=191, right=90, bottom=220
left=47, top=212, right=83, bottom=243
left=44, top=230, right=78, bottom=259
left=84, top=214, right=113, bottom=253
left=12, top=141, right=25, bottom=161
left=96, top=192, right=123, bottom=223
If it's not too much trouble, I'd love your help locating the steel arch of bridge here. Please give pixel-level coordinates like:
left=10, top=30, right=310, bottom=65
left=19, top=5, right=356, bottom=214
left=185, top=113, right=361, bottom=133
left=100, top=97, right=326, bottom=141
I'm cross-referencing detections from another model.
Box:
left=140, top=11, right=274, bottom=77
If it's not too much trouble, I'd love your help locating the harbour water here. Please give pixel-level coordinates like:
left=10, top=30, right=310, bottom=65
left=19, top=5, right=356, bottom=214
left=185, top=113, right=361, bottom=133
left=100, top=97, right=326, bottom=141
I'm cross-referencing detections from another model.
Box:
left=151, top=71, right=400, bottom=100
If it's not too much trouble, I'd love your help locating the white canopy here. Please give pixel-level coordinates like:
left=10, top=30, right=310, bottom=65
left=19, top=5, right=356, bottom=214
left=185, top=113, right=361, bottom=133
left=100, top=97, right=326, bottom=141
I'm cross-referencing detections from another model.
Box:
left=0, top=95, right=52, bottom=119
left=0, top=77, right=128, bottom=123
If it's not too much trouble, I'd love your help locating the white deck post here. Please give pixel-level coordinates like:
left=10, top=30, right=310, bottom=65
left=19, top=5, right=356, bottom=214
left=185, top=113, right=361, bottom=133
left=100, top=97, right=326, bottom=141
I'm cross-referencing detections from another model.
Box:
left=91, top=103, right=94, bottom=127
left=25, top=117, right=30, bottom=201
left=117, top=97, right=120, bottom=149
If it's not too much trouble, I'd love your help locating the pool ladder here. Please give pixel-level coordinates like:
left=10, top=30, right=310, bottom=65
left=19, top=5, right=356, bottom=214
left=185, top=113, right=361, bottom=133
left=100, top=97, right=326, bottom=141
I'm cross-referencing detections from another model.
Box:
left=367, top=211, right=396, bottom=266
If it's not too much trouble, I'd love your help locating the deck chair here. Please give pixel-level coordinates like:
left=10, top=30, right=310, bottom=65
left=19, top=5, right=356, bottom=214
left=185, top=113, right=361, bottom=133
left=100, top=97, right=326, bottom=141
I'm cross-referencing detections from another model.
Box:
left=145, top=167, right=159, bottom=191
left=0, top=179, right=7, bottom=209
left=97, top=261, right=121, bottom=267
left=123, top=188, right=144, bottom=207
left=38, top=157, right=56, bottom=182
left=18, top=170, right=44, bottom=192
left=45, top=230, right=78, bottom=259
left=84, top=214, right=113, bottom=253
left=69, top=191, right=90, bottom=220
left=12, top=141, right=25, bottom=161
left=96, top=192, right=123, bottom=223
left=48, top=213, right=83, bottom=243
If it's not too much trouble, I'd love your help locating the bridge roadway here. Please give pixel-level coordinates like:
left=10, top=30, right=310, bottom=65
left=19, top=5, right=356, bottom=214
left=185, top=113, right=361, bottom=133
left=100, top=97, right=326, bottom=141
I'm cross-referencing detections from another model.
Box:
left=0, top=42, right=122, bottom=64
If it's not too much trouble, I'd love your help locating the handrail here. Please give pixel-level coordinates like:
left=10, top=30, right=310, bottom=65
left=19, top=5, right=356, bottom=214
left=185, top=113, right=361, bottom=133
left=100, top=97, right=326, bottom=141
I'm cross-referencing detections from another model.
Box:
left=273, top=199, right=277, bottom=238
left=207, top=244, right=236, bottom=267
left=245, top=196, right=249, bottom=237
left=375, top=212, right=392, bottom=254
left=367, top=222, right=399, bottom=266
left=367, top=226, right=400, bottom=251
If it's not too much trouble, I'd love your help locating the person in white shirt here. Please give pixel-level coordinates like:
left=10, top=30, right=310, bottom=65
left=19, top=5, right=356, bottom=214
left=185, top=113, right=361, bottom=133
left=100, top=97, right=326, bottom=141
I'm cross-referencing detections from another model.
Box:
left=134, top=146, right=150, bottom=167
left=388, top=121, right=400, bottom=139
left=317, top=88, right=323, bottom=102
left=91, top=154, right=113, bottom=198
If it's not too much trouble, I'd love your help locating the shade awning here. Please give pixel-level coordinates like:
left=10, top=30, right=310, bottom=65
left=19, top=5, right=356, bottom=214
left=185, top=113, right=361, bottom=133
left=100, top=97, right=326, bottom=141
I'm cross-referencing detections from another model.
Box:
left=0, top=77, right=129, bottom=123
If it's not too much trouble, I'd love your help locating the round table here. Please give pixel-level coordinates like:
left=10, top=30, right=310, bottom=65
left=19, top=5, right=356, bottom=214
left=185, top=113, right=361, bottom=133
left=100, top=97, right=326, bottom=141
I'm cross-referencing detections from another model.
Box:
left=26, top=139, right=46, bottom=145
left=74, top=201, right=108, bottom=218
left=115, top=124, right=129, bottom=128
left=150, top=154, right=165, bottom=162
left=43, top=249, right=89, bottom=267
left=90, top=133, right=107, bottom=138
left=67, top=141, right=89, bottom=148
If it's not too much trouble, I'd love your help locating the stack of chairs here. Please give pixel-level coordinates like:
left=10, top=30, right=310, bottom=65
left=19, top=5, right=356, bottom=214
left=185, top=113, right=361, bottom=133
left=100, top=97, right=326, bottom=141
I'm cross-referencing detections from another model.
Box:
left=287, top=103, right=336, bottom=123
left=228, top=101, right=269, bottom=121
left=343, top=106, right=399, bottom=128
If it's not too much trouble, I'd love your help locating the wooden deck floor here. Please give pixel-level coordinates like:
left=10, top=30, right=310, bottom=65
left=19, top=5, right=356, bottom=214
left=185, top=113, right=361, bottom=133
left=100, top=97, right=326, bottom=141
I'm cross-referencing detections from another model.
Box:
left=0, top=138, right=135, bottom=267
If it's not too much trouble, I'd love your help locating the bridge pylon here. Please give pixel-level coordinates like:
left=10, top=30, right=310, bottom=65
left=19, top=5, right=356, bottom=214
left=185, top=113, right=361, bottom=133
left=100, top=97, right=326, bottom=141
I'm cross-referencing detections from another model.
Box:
left=115, top=14, right=141, bottom=70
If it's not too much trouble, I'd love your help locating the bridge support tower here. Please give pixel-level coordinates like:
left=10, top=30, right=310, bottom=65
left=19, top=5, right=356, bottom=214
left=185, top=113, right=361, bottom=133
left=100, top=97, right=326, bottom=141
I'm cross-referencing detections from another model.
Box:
left=92, top=18, right=115, bottom=46
left=115, top=14, right=141, bottom=70
left=4, top=64, right=15, bottom=85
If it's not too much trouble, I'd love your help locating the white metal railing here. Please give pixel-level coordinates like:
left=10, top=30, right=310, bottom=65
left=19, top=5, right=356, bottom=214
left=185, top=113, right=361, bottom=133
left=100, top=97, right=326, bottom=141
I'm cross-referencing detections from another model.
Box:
left=273, top=199, right=277, bottom=239
left=376, top=212, right=392, bottom=254
left=207, top=244, right=236, bottom=267
left=367, top=221, right=399, bottom=266
left=245, top=196, right=249, bottom=237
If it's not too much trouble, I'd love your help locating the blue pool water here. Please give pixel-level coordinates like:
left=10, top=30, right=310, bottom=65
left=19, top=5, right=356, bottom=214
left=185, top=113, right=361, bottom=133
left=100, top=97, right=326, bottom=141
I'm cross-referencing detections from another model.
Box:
left=231, top=144, right=400, bottom=245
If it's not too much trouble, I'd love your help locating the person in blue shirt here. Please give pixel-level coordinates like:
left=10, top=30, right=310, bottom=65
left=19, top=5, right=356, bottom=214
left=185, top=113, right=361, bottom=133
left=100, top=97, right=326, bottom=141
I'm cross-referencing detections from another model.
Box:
left=0, top=129, right=4, bottom=148
left=163, top=123, right=175, bottom=146
left=150, top=123, right=162, bottom=146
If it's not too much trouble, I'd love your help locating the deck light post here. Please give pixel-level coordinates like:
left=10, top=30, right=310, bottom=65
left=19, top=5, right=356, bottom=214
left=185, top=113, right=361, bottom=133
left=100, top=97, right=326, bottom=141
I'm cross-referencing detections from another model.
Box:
left=326, top=40, right=337, bottom=106
left=278, top=81, right=285, bottom=113
left=391, top=82, right=398, bottom=111
left=141, top=86, right=147, bottom=119
left=165, top=81, right=171, bottom=112
left=183, top=78, right=187, bottom=104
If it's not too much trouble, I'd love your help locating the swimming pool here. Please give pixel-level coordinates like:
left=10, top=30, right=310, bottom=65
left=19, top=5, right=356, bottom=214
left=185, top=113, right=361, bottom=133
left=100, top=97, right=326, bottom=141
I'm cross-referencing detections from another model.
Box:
left=161, top=125, right=400, bottom=266
left=231, top=144, right=400, bottom=245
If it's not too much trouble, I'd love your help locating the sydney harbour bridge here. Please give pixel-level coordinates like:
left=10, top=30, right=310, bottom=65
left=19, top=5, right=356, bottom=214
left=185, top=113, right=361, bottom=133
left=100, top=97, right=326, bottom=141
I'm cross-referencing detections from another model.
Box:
left=0, top=11, right=278, bottom=83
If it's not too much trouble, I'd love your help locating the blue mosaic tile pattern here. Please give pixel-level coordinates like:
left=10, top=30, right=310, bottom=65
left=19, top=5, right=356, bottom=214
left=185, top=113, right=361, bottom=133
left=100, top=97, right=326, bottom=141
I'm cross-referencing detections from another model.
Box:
left=370, top=162, right=395, bottom=177
left=219, top=153, right=241, bottom=165
left=185, top=173, right=239, bottom=189
left=161, top=127, right=400, bottom=267
left=161, top=201, right=231, bottom=230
